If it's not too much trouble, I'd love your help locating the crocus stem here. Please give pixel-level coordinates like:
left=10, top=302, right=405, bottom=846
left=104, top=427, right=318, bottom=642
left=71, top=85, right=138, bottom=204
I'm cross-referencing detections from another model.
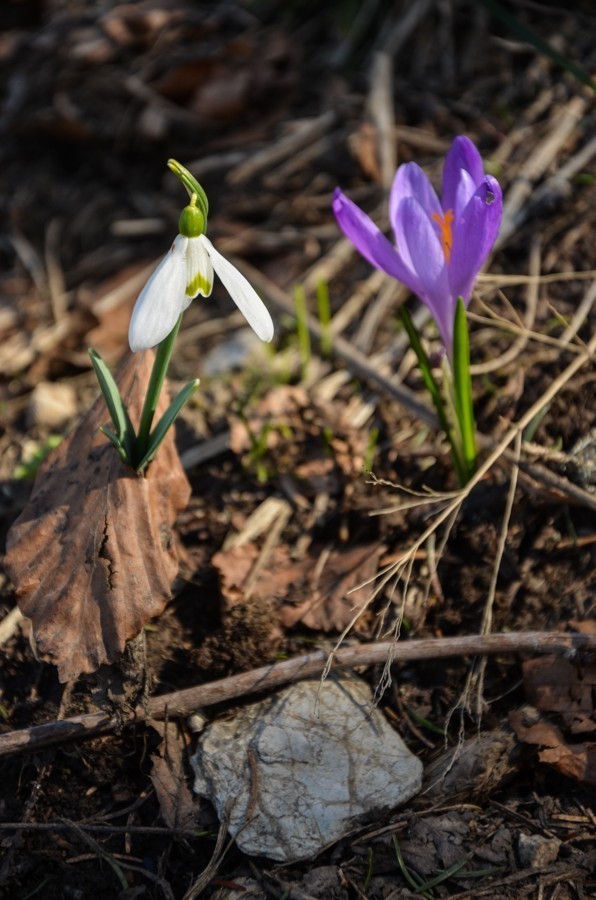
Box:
left=399, top=306, right=468, bottom=485
left=441, top=360, right=468, bottom=486
left=136, top=313, right=183, bottom=462
left=452, top=298, right=477, bottom=481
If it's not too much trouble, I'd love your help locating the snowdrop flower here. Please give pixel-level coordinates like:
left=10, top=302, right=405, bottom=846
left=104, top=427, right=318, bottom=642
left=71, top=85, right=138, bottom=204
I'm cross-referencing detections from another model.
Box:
left=129, top=197, right=274, bottom=352
left=333, top=136, right=502, bottom=354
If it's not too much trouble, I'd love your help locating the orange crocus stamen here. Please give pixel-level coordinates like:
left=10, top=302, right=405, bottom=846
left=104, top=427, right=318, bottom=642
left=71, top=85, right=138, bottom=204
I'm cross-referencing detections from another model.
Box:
left=431, top=209, right=455, bottom=263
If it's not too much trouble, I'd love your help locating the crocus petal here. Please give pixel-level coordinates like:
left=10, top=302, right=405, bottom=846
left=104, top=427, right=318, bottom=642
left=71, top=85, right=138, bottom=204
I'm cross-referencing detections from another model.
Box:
left=395, top=197, right=453, bottom=347
left=332, top=188, right=421, bottom=291
left=393, top=196, right=453, bottom=348
left=129, top=235, right=188, bottom=352
left=200, top=235, right=274, bottom=342
left=442, top=136, right=485, bottom=217
left=185, top=236, right=213, bottom=308
left=389, top=162, right=441, bottom=236
left=449, top=175, right=503, bottom=304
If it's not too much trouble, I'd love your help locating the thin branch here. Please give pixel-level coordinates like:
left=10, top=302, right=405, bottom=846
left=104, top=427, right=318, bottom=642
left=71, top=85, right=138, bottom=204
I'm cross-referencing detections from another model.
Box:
left=1, top=631, right=595, bottom=759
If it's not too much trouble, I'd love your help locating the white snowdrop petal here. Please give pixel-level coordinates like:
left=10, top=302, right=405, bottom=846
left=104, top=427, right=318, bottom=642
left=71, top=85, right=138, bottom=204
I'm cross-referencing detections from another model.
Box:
left=200, top=235, right=274, bottom=342
left=185, top=237, right=213, bottom=305
left=129, top=236, right=188, bottom=351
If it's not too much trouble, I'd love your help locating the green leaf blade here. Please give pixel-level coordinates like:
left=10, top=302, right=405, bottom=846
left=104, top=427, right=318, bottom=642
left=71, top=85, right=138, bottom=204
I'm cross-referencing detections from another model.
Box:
left=399, top=305, right=467, bottom=484
left=136, top=379, right=200, bottom=473
left=452, top=298, right=477, bottom=480
left=89, top=349, right=136, bottom=463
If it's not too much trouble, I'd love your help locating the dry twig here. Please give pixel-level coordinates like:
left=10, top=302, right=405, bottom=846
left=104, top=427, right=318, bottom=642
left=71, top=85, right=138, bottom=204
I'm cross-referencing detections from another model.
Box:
left=0, top=631, right=594, bottom=759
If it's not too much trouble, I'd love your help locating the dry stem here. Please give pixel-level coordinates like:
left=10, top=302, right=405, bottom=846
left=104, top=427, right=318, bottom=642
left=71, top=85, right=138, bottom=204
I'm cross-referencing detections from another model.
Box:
left=0, top=630, right=594, bottom=760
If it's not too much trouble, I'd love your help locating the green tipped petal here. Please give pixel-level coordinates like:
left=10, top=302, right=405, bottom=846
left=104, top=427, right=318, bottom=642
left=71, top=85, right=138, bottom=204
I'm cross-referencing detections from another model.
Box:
left=185, top=237, right=213, bottom=300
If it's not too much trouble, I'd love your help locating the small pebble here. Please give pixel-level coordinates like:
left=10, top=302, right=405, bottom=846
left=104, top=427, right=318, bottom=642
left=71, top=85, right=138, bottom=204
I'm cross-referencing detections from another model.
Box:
left=517, top=832, right=560, bottom=868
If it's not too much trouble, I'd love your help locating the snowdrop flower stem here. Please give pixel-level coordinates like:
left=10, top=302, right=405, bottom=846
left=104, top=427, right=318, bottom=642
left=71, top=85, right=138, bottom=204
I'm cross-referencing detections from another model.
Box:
left=136, top=312, right=183, bottom=460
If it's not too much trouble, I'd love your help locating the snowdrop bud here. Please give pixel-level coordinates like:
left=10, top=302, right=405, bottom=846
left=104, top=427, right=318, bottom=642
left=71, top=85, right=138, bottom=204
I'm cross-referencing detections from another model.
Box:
left=179, top=201, right=205, bottom=238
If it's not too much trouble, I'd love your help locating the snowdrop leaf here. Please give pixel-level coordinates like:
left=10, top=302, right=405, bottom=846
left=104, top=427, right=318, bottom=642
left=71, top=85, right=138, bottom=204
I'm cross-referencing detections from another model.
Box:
left=89, top=348, right=135, bottom=462
left=136, top=378, right=200, bottom=473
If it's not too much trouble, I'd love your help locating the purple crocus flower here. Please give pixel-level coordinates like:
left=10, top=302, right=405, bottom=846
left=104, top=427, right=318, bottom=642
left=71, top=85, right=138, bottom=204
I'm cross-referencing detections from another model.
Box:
left=333, top=136, right=502, bottom=353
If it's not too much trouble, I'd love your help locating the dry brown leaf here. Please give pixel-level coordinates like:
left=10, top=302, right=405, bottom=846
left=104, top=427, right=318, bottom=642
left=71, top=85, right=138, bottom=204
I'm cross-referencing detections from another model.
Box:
left=4, top=352, right=191, bottom=682
left=213, top=540, right=382, bottom=633
left=150, top=721, right=199, bottom=831
left=229, top=385, right=309, bottom=455
left=510, top=709, right=596, bottom=787
left=213, top=544, right=302, bottom=610
left=522, top=650, right=596, bottom=734
left=280, top=542, right=383, bottom=631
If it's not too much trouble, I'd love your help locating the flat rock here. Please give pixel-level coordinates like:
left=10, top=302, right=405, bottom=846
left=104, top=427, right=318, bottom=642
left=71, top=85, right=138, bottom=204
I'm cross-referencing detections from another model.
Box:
left=191, top=677, right=423, bottom=862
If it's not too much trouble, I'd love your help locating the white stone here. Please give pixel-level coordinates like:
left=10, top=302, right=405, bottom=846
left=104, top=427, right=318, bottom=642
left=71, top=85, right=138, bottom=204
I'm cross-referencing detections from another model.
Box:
left=191, top=677, right=423, bottom=862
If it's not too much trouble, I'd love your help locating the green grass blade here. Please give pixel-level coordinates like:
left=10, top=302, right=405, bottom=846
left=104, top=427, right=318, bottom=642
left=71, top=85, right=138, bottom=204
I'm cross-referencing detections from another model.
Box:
left=135, top=379, right=199, bottom=472
left=417, top=854, right=470, bottom=891
left=294, top=282, right=311, bottom=376
left=452, top=298, right=477, bottom=480
left=392, top=835, right=431, bottom=897
left=89, top=349, right=135, bottom=462
left=316, top=279, right=332, bottom=357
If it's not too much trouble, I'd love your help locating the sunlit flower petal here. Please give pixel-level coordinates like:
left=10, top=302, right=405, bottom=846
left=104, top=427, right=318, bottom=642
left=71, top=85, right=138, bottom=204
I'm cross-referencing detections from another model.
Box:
left=333, top=136, right=502, bottom=354
left=332, top=189, right=422, bottom=293
left=442, top=136, right=485, bottom=216
left=185, top=237, right=213, bottom=306
left=199, top=235, right=274, bottom=343
left=129, top=229, right=275, bottom=352
left=129, top=236, right=188, bottom=352
left=449, top=176, right=503, bottom=303
left=389, top=163, right=442, bottom=236
left=393, top=197, right=452, bottom=347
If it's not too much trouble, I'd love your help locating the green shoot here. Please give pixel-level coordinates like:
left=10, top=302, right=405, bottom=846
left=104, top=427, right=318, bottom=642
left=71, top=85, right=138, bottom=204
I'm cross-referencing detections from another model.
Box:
left=316, top=279, right=333, bottom=357
left=294, top=282, right=311, bottom=378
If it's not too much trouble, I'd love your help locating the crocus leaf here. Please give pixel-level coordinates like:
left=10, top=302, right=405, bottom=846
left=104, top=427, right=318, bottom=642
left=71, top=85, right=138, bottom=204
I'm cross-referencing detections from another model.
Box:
left=89, top=348, right=136, bottom=462
left=399, top=305, right=466, bottom=485
left=136, top=378, right=200, bottom=473
left=452, top=297, right=477, bottom=479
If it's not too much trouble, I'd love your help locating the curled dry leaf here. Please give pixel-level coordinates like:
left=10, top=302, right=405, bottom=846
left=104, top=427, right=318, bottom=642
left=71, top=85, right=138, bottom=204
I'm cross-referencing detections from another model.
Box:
left=150, top=721, right=200, bottom=832
left=522, top=649, right=596, bottom=734
left=4, top=352, right=191, bottom=682
left=510, top=708, right=596, bottom=788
